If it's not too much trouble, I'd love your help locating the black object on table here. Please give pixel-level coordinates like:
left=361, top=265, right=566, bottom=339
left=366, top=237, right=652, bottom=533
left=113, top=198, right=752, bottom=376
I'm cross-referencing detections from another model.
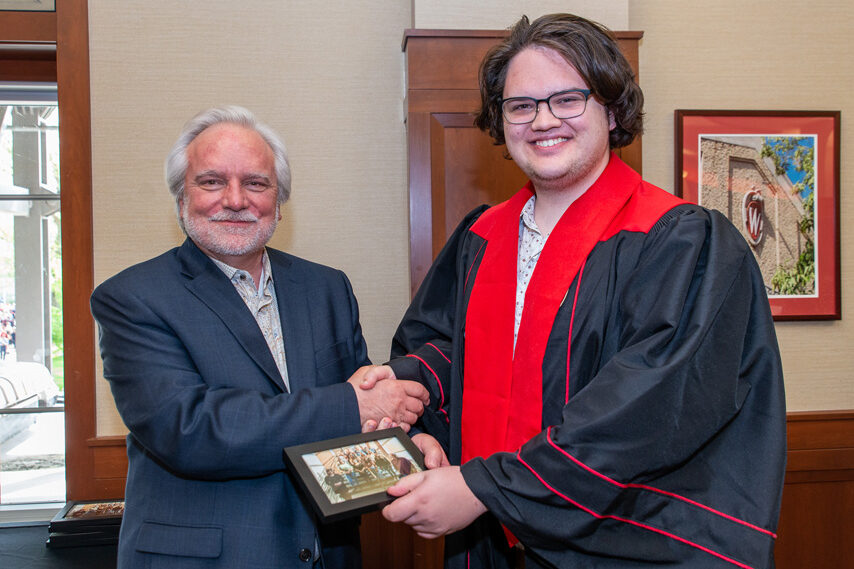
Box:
left=0, top=521, right=117, bottom=569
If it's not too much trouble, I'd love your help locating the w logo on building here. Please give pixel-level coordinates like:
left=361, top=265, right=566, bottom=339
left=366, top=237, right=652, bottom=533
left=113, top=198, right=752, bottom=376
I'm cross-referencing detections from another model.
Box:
left=742, top=190, right=764, bottom=246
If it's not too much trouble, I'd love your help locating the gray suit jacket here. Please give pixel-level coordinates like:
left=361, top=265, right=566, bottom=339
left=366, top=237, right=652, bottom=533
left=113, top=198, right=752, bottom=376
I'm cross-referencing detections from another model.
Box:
left=91, top=239, right=369, bottom=568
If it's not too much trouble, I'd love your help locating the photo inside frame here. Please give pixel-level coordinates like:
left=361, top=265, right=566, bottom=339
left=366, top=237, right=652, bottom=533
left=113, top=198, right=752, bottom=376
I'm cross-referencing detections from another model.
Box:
left=301, top=435, right=422, bottom=505
left=697, top=133, right=817, bottom=298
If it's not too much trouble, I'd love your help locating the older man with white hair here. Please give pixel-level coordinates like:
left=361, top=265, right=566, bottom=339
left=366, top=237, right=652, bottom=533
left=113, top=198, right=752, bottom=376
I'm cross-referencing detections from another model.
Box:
left=91, top=106, right=432, bottom=569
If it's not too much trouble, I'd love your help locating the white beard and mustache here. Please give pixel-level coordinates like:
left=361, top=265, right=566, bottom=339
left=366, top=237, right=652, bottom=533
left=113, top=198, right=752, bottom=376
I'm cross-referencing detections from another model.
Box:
left=182, top=205, right=279, bottom=258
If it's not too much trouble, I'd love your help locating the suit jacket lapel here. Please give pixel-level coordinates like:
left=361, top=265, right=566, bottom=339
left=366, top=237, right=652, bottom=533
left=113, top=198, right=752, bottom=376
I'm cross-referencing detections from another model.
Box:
left=177, top=239, right=287, bottom=392
left=268, top=249, right=316, bottom=394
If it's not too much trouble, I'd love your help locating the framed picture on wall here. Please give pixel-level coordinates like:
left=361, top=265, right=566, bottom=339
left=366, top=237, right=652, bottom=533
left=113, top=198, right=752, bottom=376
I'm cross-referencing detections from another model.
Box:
left=675, top=110, right=840, bottom=321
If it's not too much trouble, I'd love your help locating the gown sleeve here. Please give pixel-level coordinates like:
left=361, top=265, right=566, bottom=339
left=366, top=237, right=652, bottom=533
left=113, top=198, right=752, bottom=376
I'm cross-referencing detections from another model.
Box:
left=461, top=208, right=786, bottom=568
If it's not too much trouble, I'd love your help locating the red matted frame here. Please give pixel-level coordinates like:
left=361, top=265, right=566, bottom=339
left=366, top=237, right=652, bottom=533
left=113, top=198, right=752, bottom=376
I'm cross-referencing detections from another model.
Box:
left=675, top=110, right=840, bottom=321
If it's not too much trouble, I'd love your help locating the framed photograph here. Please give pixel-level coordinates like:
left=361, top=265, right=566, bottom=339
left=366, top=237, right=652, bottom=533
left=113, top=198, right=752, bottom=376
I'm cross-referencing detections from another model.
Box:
left=282, top=427, right=425, bottom=523
left=675, top=110, right=840, bottom=320
left=49, top=500, right=124, bottom=533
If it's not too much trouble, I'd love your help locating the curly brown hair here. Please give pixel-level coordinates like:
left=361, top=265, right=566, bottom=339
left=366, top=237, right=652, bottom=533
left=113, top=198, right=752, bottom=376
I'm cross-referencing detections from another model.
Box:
left=474, top=14, right=643, bottom=149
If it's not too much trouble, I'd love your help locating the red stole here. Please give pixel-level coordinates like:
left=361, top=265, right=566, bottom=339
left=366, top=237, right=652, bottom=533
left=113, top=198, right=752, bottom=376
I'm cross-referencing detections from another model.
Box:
left=460, top=156, right=642, bottom=465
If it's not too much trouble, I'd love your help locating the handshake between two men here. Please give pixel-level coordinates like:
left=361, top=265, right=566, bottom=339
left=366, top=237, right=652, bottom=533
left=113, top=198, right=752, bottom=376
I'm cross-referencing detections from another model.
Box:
left=346, top=365, right=448, bottom=468
left=345, top=365, right=484, bottom=541
left=347, top=364, right=427, bottom=434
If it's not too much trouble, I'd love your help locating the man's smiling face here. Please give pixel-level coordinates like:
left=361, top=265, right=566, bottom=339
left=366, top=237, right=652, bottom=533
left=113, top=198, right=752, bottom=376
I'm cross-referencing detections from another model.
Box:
left=502, top=46, right=615, bottom=194
left=180, top=122, right=280, bottom=267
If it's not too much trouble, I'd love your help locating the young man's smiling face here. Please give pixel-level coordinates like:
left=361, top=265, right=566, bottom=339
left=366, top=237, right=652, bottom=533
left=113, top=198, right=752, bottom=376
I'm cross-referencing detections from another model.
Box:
left=502, top=46, right=615, bottom=194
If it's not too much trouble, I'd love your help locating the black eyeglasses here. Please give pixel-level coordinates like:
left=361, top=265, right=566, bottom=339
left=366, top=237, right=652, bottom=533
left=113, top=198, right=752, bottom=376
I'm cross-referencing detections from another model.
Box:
left=501, top=89, right=592, bottom=124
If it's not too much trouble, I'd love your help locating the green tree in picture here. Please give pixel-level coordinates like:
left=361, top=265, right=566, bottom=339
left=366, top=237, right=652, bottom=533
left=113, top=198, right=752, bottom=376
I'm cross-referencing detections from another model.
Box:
left=761, top=136, right=815, bottom=295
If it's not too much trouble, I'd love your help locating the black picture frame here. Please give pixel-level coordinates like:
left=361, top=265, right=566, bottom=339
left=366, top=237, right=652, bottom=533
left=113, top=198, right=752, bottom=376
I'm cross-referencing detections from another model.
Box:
left=46, top=530, right=119, bottom=549
left=48, top=500, right=124, bottom=535
left=282, top=427, right=425, bottom=523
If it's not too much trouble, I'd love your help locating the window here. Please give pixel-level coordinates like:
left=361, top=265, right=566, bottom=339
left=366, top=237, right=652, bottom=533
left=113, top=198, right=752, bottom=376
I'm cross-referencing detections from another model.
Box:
left=0, top=86, right=64, bottom=505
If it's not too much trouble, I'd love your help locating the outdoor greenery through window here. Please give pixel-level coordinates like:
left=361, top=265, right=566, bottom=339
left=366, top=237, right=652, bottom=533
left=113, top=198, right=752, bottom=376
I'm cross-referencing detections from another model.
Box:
left=0, top=86, right=65, bottom=506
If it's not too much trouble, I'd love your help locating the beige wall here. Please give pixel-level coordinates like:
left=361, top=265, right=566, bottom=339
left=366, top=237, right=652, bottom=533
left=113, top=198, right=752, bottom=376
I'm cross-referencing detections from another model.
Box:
left=90, top=0, right=850, bottom=434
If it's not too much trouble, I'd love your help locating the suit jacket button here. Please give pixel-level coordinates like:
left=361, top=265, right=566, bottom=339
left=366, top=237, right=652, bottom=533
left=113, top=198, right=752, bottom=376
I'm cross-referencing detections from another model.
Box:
left=298, top=548, right=312, bottom=562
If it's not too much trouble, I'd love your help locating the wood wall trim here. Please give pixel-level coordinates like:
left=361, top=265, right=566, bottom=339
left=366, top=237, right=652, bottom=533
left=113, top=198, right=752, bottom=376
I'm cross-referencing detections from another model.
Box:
left=0, top=59, right=55, bottom=82
left=73, top=437, right=128, bottom=499
left=0, top=10, right=56, bottom=43
left=56, top=0, right=97, bottom=500
left=407, top=89, right=480, bottom=113
left=786, top=411, right=854, bottom=455
left=0, top=31, right=56, bottom=82
left=84, top=411, right=854, bottom=474
left=775, top=411, right=854, bottom=568
left=87, top=435, right=126, bottom=447
left=403, top=30, right=642, bottom=92
left=783, top=410, right=854, bottom=485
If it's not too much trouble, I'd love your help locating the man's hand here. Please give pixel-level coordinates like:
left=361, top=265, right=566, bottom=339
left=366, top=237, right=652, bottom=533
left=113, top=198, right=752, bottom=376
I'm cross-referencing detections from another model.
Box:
left=362, top=416, right=395, bottom=433
left=348, top=366, right=428, bottom=432
left=382, top=466, right=487, bottom=539
left=348, top=364, right=396, bottom=387
left=411, top=433, right=449, bottom=470
left=353, top=364, right=397, bottom=391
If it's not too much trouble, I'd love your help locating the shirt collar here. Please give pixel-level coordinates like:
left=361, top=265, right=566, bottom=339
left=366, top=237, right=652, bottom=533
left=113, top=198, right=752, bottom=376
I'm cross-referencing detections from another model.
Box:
left=520, top=194, right=543, bottom=235
left=210, top=249, right=273, bottom=293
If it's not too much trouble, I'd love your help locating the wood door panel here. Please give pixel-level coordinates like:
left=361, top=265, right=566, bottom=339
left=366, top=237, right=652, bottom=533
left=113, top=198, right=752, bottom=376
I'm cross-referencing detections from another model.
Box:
left=430, top=113, right=528, bottom=252
left=406, top=36, right=495, bottom=90
left=775, top=479, right=854, bottom=568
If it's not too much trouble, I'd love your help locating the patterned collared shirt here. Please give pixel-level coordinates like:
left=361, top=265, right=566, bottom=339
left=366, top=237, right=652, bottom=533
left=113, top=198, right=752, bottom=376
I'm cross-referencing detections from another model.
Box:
left=210, top=251, right=290, bottom=391
left=515, top=195, right=549, bottom=348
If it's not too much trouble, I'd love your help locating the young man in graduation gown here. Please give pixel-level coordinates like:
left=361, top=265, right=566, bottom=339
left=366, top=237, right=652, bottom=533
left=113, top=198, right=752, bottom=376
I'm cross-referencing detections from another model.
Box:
left=368, top=13, right=786, bottom=569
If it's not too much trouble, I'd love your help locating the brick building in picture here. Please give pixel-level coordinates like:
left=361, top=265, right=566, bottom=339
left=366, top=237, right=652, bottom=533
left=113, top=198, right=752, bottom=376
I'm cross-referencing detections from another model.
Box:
left=699, top=136, right=813, bottom=295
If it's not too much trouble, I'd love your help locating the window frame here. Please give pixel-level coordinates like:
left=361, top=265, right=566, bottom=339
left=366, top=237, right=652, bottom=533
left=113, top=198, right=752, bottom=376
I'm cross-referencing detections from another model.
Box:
left=0, top=1, right=116, bottom=506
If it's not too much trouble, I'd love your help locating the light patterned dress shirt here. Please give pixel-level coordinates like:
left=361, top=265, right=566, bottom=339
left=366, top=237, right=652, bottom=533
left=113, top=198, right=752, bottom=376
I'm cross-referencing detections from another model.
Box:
left=515, top=195, right=549, bottom=348
left=211, top=250, right=290, bottom=391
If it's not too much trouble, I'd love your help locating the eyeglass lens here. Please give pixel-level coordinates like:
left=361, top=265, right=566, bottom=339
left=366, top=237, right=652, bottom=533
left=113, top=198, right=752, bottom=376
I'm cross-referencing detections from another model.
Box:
left=502, top=90, right=589, bottom=124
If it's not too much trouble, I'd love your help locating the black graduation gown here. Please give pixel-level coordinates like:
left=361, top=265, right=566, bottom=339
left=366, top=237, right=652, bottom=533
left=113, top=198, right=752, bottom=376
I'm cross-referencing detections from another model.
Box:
left=387, top=157, right=786, bottom=569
